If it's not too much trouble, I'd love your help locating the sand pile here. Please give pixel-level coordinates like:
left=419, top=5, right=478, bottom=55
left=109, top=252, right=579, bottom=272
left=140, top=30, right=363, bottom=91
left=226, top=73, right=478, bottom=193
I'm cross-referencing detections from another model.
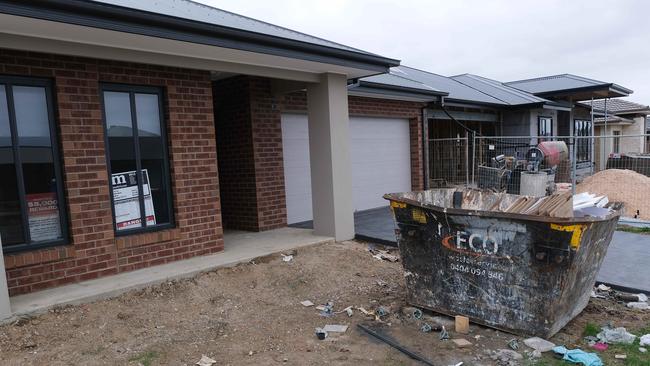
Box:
left=577, top=169, right=650, bottom=220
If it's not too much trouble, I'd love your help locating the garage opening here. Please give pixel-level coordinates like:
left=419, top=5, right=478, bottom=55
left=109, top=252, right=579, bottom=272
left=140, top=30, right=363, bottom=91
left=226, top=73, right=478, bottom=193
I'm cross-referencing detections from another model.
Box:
left=281, top=113, right=411, bottom=226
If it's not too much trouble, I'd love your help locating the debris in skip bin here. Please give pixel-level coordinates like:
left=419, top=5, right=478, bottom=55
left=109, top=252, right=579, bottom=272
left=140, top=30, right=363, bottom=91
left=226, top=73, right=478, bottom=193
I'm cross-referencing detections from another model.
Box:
left=591, top=342, right=608, bottom=351
left=323, top=324, right=348, bottom=333
left=315, top=327, right=327, bottom=340
left=452, top=338, right=472, bottom=348
left=507, top=338, right=520, bottom=350
left=614, top=354, right=627, bottom=359
left=300, top=300, right=314, bottom=307
left=640, top=334, right=650, bottom=346
left=454, top=315, right=469, bottom=334
left=597, top=326, right=636, bottom=344
left=357, top=324, right=436, bottom=366
left=439, top=326, right=449, bottom=340
left=523, top=337, right=556, bottom=352
left=573, top=192, right=611, bottom=218
left=596, top=284, right=611, bottom=292
left=552, top=346, right=603, bottom=366
left=281, top=254, right=293, bottom=262
left=196, top=355, right=217, bottom=366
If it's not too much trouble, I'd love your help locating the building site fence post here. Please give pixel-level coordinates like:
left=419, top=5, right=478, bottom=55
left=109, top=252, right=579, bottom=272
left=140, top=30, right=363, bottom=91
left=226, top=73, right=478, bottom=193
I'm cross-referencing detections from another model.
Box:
left=571, top=136, right=577, bottom=195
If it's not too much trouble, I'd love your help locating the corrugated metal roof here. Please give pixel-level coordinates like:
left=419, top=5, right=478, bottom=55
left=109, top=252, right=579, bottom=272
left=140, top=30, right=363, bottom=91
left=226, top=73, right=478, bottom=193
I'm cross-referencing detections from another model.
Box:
left=451, top=74, right=550, bottom=106
left=390, top=67, right=506, bottom=105
left=505, top=74, right=632, bottom=96
left=92, top=0, right=377, bottom=55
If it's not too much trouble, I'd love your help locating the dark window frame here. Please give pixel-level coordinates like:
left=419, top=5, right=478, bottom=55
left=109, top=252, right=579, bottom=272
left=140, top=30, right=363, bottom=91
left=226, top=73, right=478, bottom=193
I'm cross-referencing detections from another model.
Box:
left=573, top=119, right=592, bottom=163
left=100, top=83, right=175, bottom=236
left=612, top=130, right=621, bottom=154
left=537, top=116, right=553, bottom=137
left=0, top=75, right=69, bottom=254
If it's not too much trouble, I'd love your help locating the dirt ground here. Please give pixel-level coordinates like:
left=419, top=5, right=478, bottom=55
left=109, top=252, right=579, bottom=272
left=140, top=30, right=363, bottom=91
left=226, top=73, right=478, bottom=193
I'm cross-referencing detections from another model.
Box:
left=0, top=241, right=648, bottom=366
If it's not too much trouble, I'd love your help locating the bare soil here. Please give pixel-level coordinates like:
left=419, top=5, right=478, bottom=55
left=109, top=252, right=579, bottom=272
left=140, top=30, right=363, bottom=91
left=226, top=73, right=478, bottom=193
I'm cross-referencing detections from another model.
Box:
left=0, top=241, right=648, bottom=366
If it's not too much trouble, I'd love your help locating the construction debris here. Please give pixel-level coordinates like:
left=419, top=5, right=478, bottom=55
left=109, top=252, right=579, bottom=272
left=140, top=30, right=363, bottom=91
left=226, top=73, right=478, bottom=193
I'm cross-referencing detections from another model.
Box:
left=614, top=354, right=627, bottom=359
left=439, top=326, right=449, bottom=340
left=640, top=334, right=650, bottom=346
left=626, top=302, right=649, bottom=310
left=196, top=355, right=217, bottom=366
left=452, top=338, right=472, bottom=348
left=454, top=315, right=469, bottom=334
left=577, top=169, right=650, bottom=220
left=357, top=324, right=436, bottom=366
left=523, top=337, right=556, bottom=352
left=281, top=254, right=293, bottom=262
left=300, top=300, right=314, bottom=307
left=315, top=327, right=327, bottom=340
left=572, top=192, right=611, bottom=218
left=597, top=326, right=636, bottom=345
left=323, top=324, right=348, bottom=333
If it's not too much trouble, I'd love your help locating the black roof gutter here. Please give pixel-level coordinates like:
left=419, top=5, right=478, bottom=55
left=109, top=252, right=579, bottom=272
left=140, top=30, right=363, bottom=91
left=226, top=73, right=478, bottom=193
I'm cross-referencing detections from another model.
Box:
left=0, top=0, right=399, bottom=73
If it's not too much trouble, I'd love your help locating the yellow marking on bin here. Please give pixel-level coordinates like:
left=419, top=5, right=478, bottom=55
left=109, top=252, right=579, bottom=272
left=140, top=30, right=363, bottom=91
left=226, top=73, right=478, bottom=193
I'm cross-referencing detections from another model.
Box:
left=391, top=201, right=407, bottom=209
left=550, top=223, right=587, bottom=250
left=412, top=208, right=427, bottom=224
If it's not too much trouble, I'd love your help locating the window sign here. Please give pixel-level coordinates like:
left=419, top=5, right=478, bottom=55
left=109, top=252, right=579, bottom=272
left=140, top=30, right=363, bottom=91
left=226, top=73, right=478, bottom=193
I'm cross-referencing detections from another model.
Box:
left=27, top=192, right=62, bottom=242
left=111, top=170, right=156, bottom=230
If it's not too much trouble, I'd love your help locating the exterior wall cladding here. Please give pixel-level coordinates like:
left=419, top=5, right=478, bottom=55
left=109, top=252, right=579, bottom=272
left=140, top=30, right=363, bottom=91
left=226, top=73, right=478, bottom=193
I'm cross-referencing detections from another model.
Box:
left=0, top=49, right=223, bottom=295
left=214, top=76, right=426, bottom=232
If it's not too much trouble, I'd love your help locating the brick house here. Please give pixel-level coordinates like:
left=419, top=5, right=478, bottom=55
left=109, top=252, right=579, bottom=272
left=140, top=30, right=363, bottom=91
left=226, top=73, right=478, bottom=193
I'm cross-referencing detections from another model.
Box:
left=0, top=0, right=446, bottom=305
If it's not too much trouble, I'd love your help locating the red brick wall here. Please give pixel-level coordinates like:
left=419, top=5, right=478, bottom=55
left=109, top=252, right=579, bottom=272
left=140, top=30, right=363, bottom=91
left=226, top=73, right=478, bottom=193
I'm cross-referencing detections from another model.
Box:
left=0, top=49, right=223, bottom=295
left=213, top=76, right=287, bottom=232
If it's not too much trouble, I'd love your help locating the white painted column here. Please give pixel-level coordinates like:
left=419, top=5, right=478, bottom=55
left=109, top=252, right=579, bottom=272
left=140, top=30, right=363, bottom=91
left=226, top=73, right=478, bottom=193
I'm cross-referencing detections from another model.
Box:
left=306, top=73, right=354, bottom=241
left=0, top=237, right=11, bottom=320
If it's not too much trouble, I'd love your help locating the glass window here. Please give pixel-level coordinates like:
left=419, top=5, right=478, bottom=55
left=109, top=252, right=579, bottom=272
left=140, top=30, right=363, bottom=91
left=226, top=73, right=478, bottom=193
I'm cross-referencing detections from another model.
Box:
left=613, top=131, right=621, bottom=154
left=102, top=85, right=173, bottom=234
left=0, top=79, right=67, bottom=251
left=574, top=119, right=592, bottom=163
left=538, top=116, right=553, bottom=137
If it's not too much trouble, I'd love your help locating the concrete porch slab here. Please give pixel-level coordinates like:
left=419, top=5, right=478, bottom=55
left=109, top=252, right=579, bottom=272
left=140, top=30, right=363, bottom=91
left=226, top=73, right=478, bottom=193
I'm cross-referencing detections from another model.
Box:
left=6, top=227, right=333, bottom=322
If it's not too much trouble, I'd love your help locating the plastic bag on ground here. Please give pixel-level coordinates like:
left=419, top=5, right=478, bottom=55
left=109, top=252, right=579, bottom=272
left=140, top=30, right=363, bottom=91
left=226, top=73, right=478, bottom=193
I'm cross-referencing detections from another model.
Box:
left=553, top=346, right=603, bottom=366
left=597, top=327, right=636, bottom=345
left=641, top=334, right=650, bottom=347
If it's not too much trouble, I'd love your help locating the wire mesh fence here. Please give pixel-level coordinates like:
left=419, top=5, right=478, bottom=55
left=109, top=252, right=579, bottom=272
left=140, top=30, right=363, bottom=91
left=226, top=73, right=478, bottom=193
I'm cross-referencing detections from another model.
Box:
left=427, top=134, right=650, bottom=219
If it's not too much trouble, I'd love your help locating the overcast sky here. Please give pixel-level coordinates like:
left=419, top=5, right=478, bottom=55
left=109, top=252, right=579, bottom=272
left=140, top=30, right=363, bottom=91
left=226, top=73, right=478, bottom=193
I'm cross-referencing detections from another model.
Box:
left=198, top=0, right=650, bottom=103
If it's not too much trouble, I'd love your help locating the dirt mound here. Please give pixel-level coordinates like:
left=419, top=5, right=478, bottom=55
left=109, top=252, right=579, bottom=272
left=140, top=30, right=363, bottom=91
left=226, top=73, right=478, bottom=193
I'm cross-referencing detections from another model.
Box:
left=577, top=169, right=650, bottom=219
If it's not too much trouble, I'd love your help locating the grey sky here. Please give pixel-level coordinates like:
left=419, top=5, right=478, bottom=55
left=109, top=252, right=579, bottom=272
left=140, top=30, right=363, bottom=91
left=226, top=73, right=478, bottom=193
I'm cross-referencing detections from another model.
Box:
left=197, top=0, right=650, bottom=104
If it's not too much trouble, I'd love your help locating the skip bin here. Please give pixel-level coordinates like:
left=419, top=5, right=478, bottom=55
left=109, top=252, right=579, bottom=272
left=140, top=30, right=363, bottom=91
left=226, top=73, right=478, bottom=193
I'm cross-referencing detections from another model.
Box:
left=384, top=188, right=622, bottom=338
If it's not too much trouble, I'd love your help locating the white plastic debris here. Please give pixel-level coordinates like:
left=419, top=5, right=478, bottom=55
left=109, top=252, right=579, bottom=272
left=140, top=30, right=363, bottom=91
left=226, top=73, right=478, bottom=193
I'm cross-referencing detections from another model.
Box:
left=323, top=324, right=348, bottom=333
left=597, top=327, right=636, bottom=345
left=640, top=334, right=650, bottom=346
left=300, top=300, right=314, bottom=307
left=281, top=254, right=293, bottom=262
left=196, top=355, right=217, bottom=366
left=638, top=293, right=649, bottom=302
left=523, top=337, right=556, bottom=352
left=597, top=284, right=611, bottom=291
left=626, top=302, right=649, bottom=310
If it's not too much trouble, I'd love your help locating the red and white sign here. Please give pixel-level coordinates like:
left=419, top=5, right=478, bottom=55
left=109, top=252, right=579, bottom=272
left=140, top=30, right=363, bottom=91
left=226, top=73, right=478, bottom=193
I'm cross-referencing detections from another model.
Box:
left=26, top=192, right=61, bottom=242
left=112, top=170, right=156, bottom=231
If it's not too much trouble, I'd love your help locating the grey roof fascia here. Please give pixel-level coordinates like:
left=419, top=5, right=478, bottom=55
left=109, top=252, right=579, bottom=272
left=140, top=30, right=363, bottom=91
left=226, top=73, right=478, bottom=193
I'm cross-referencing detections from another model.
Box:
left=0, top=0, right=399, bottom=72
left=531, top=84, right=632, bottom=98
left=348, top=85, right=443, bottom=102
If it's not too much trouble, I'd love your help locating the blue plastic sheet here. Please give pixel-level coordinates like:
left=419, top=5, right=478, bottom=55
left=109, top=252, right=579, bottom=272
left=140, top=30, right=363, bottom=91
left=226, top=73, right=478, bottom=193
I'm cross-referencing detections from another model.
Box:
left=552, top=346, right=603, bottom=366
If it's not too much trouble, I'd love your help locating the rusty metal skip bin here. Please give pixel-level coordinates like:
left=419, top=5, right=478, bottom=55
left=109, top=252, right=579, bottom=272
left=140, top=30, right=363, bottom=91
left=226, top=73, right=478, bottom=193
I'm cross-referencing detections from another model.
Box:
left=384, top=188, right=622, bottom=338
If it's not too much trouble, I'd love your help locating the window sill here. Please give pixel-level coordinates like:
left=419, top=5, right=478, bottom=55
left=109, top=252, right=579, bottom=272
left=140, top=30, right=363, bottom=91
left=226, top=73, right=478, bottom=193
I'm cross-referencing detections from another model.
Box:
left=115, top=228, right=181, bottom=250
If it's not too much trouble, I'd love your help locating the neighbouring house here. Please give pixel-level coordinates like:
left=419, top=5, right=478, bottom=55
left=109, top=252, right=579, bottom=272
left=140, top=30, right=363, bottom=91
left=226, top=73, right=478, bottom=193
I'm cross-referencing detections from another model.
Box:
left=578, top=99, right=650, bottom=169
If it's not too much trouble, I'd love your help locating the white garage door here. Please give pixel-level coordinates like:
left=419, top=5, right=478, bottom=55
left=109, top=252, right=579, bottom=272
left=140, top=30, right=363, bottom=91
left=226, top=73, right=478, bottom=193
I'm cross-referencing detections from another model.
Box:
left=281, top=113, right=412, bottom=224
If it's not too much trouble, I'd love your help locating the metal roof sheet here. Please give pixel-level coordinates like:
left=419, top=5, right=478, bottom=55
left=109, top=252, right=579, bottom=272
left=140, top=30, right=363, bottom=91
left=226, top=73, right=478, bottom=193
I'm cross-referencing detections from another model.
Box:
left=359, top=71, right=445, bottom=94
left=451, top=74, right=550, bottom=106
left=505, top=74, right=632, bottom=96
left=92, top=0, right=376, bottom=55
left=390, top=67, right=506, bottom=105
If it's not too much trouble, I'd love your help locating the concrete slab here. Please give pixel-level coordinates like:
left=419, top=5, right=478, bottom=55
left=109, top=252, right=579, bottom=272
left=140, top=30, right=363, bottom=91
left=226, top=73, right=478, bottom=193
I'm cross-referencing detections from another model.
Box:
left=7, top=228, right=332, bottom=322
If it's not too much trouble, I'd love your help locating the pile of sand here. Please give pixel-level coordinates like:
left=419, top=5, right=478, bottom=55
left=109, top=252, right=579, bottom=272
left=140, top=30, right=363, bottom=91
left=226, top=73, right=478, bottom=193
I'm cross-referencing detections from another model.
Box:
left=577, top=169, right=650, bottom=220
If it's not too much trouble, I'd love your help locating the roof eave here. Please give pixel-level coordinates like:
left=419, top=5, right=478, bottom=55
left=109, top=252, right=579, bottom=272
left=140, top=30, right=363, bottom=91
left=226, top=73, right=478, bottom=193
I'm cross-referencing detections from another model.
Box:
left=0, top=0, right=399, bottom=73
left=356, top=80, right=448, bottom=97
left=533, top=84, right=632, bottom=99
